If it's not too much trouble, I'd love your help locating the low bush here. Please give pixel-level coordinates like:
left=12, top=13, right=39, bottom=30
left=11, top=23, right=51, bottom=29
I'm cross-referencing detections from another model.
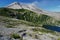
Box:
left=11, top=33, right=20, bottom=39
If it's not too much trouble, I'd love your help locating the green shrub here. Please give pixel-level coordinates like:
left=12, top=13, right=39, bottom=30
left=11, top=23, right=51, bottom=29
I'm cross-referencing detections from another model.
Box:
left=11, top=33, right=23, bottom=40
left=6, top=25, right=14, bottom=28
left=11, top=33, right=21, bottom=39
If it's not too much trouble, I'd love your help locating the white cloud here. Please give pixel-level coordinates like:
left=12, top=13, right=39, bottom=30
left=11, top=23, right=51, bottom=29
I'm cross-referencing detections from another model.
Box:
left=57, top=5, right=60, bottom=7
left=27, top=1, right=38, bottom=6
left=28, top=0, right=50, bottom=8
left=19, top=0, right=60, bottom=12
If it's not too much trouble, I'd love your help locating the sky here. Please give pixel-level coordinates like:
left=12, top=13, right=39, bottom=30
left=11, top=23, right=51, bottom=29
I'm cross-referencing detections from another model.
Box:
left=0, top=0, right=60, bottom=12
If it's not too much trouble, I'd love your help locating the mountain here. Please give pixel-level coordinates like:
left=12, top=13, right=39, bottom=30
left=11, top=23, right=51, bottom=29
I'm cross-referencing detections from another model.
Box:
left=0, top=2, right=59, bottom=26
left=0, top=2, right=60, bottom=40
left=6, top=2, right=60, bottom=20
left=6, top=2, right=43, bottom=13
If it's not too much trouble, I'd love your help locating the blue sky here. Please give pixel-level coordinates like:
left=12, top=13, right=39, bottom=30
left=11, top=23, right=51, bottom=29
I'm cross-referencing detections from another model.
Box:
left=0, top=0, right=60, bottom=12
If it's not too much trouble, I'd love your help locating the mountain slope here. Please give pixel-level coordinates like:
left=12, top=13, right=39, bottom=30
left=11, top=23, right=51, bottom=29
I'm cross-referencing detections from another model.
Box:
left=0, top=8, right=60, bottom=26
left=6, top=2, right=60, bottom=20
left=0, top=16, right=60, bottom=40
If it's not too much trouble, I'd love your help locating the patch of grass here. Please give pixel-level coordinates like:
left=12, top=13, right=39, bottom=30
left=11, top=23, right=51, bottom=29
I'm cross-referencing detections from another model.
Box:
left=32, top=28, right=56, bottom=35
left=11, top=33, right=20, bottom=39
left=11, top=33, right=23, bottom=40
left=58, top=37, right=60, bottom=40
left=6, top=25, right=14, bottom=28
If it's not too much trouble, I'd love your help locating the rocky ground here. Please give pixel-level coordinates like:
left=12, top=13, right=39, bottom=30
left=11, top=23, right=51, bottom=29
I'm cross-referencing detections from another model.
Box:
left=0, top=16, right=60, bottom=40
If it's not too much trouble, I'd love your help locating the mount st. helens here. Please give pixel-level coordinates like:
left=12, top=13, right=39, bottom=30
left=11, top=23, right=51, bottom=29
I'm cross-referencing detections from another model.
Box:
left=0, top=2, right=60, bottom=40
left=6, top=2, right=60, bottom=20
left=0, top=2, right=60, bottom=26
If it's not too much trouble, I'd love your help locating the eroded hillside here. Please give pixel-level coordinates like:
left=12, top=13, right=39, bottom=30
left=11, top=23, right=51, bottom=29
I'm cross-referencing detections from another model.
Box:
left=0, top=16, right=60, bottom=40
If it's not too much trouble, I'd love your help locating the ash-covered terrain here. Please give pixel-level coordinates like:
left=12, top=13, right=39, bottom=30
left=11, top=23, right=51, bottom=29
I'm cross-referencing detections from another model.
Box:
left=0, top=2, right=60, bottom=40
